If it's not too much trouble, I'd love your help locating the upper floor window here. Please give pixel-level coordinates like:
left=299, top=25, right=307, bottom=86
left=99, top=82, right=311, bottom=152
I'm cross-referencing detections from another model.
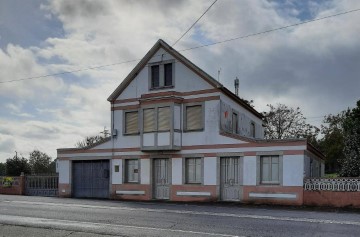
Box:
left=184, top=104, right=203, bottom=131
left=124, top=110, right=139, bottom=135
left=232, top=112, right=238, bottom=134
left=250, top=122, right=256, bottom=138
left=164, top=63, right=173, bottom=86
left=149, top=61, right=174, bottom=89
left=143, top=106, right=171, bottom=132
left=151, top=65, right=160, bottom=88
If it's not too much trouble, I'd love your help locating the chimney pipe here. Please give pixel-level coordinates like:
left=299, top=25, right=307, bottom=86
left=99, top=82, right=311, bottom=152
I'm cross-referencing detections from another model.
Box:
left=234, top=77, right=239, bottom=96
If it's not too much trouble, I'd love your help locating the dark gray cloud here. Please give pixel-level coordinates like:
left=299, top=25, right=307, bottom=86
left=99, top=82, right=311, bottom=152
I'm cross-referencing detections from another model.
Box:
left=56, top=0, right=110, bottom=19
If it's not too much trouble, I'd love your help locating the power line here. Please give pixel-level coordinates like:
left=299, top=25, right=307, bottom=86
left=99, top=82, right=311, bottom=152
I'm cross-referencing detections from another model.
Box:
left=1, top=7, right=360, bottom=85
left=0, top=59, right=141, bottom=84
left=179, top=8, right=360, bottom=52
left=172, top=0, right=218, bottom=47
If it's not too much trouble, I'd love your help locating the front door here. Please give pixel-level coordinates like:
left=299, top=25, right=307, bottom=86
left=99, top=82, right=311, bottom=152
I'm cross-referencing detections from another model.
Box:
left=220, top=157, right=241, bottom=201
left=153, top=158, right=170, bottom=200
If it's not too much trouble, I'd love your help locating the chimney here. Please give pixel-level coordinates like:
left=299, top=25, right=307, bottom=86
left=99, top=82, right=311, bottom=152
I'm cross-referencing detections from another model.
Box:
left=234, top=77, right=239, bottom=96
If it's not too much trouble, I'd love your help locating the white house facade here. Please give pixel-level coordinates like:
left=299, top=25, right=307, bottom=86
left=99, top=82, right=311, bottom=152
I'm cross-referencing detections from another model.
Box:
left=57, top=39, right=324, bottom=205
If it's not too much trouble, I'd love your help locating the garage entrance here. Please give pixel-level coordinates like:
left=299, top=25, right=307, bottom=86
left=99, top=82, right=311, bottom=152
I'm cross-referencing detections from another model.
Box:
left=72, top=160, right=110, bottom=198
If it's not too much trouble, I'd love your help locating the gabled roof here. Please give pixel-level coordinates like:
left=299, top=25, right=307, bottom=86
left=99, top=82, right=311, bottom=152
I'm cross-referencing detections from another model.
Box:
left=108, top=39, right=263, bottom=119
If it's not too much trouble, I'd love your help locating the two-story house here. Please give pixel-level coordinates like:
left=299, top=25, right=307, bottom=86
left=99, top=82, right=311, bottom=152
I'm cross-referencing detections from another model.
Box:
left=57, top=39, right=324, bottom=205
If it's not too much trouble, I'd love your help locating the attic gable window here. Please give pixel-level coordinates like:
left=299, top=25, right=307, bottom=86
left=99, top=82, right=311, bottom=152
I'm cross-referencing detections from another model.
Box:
left=151, top=65, right=160, bottom=88
left=149, top=60, right=174, bottom=89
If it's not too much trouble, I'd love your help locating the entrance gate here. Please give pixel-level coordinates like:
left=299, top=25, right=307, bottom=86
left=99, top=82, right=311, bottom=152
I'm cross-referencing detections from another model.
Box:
left=25, top=175, right=59, bottom=196
left=153, top=158, right=170, bottom=200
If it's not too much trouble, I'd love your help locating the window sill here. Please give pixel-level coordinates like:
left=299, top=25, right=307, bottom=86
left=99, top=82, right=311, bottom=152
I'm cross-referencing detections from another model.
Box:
left=123, top=132, right=140, bottom=136
left=259, top=182, right=281, bottom=186
left=184, top=182, right=203, bottom=185
left=124, top=182, right=140, bottom=184
left=150, top=85, right=174, bottom=91
left=183, top=129, right=204, bottom=133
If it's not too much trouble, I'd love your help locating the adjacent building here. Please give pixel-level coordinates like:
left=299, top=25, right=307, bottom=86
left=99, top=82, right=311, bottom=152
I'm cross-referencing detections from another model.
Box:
left=57, top=39, right=324, bottom=205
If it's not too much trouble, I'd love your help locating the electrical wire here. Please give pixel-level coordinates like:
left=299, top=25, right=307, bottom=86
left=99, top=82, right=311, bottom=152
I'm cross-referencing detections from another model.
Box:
left=178, top=8, right=360, bottom=52
left=172, top=0, right=218, bottom=47
left=1, top=7, right=359, bottom=85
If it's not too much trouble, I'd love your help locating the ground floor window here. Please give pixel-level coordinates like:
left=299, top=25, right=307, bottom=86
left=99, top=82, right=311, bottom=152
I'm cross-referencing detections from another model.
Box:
left=260, top=155, right=279, bottom=184
left=125, top=159, right=139, bottom=183
left=185, top=158, right=202, bottom=184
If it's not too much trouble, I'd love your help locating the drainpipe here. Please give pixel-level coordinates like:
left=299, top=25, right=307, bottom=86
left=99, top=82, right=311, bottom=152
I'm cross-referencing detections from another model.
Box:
left=111, top=101, right=115, bottom=198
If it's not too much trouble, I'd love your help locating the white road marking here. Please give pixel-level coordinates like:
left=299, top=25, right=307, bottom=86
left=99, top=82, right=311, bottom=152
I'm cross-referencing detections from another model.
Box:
left=3, top=200, right=360, bottom=226
left=0, top=214, right=241, bottom=237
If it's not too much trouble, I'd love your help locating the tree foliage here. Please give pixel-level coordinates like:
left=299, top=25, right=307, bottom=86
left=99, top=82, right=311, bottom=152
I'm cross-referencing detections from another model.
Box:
left=0, top=163, right=5, bottom=176
left=5, top=155, right=31, bottom=176
left=75, top=135, right=108, bottom=148
left=339, top=100, right=360, bottom=177
left=29, top=150, right=53, bottom=174
left=75, top=127, right=110, bottom=148
left=318, top=112, right=346, bottom=173
left=262, top=104, right=319, bottom=141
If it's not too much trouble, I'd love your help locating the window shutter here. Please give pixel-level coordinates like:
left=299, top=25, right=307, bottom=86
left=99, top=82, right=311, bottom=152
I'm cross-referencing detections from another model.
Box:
left=143, top=108, right=155, bottom=132
left=186, top=105, right=202, bottom=130
left=125, top=111, right=138, bottom=134
left=158, top=107, right=170, bottom=131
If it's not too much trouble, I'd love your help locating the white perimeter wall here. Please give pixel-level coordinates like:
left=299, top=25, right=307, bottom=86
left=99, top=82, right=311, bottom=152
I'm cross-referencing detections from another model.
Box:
left=58, top=160, right=70, bottom=184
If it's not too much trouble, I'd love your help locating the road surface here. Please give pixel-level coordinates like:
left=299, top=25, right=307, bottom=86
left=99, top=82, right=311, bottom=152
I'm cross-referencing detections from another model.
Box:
left=0, top=195, right=359, bottom=236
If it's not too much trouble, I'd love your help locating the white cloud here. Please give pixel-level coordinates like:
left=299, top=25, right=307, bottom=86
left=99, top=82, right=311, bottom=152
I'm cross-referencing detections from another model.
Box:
left=0, top=0, right=360, bottom=162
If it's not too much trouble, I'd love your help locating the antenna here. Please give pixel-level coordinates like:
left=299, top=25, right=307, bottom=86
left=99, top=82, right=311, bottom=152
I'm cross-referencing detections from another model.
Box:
left=234, top=77, right=239, bottom=96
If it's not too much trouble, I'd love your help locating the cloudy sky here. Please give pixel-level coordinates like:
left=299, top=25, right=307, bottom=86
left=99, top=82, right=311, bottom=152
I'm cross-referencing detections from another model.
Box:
left=0, top=0, right=359, bottom=162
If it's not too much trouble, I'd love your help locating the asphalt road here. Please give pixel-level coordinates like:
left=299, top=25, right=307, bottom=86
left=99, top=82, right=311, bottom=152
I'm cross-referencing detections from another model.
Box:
left=0, top=195, right=359, bottom=237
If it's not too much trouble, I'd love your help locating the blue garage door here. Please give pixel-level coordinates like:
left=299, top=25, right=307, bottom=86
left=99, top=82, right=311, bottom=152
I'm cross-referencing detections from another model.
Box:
left=72, top=160, right=110, bottom=198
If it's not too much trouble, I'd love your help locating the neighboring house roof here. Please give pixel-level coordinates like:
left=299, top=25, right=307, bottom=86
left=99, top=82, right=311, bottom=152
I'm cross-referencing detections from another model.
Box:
left=107, top=39, right=263, bottom=119
left=57, top=137, right=111, bottom=153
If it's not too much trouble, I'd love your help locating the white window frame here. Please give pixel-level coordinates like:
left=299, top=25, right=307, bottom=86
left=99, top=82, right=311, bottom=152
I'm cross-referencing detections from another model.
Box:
left=123, top=110, right=139, bottom=135
left=183, top=103, right=204, bottom=132
left=185, top=157, right=203, bottom=184
left=148, top=60, right=175, bottom=90
left=260, top=155, right=280, bottom=185
left=124, top=159, right=140, bottom=183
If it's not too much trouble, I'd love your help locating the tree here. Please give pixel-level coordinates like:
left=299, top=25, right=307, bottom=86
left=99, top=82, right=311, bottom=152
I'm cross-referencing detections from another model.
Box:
left=0, top=163, right=5, bottom=176
left=75, top=127, right=110, bottom=148
left=5, top=154, right=31, bottom=176
left=318, top=112, right=346, bottom=173
left=262, top=104, right=319, bottom=141
left=29, top=150, right=53, bottom=174
left=339, top=100, right=360, bottom=177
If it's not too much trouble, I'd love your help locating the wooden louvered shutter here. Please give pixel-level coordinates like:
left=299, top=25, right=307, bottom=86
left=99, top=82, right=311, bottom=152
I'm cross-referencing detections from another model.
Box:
left=186, top=105, right=202, bottom=130
left=143, top=108, right=155, bottom=132
left=125, top=111, right=138, bottom=134
left=158, top=107, right=170, bottom=131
